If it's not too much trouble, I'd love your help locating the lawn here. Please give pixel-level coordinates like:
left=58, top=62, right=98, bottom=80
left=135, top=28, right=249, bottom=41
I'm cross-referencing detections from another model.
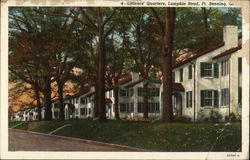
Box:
left=29, top=119, right=241, bottom=152
left=9, top=121, right=29, bottom=130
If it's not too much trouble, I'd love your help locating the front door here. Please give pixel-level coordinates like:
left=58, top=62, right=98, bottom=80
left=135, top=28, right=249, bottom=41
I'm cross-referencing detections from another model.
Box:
left=172, top=93, right=182, bottom=116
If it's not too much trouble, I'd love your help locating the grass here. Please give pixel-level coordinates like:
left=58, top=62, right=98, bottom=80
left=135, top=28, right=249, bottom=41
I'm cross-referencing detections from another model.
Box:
left=30, top=119, right=241, bottom=152
left=9, top=121, right=29, bottom=130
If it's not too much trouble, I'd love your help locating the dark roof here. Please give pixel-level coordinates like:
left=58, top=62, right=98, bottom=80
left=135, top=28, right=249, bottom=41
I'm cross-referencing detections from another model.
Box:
left=106, top=75, right=132, bottom=91
left=64, top=89, right=90, bottom=100
left=85, top=91, right=95, bottom=97
left=125, top=79, right=143, bottom=88
left=173, top=42, right=225, bottom=69
left=173, top=83, right=185, bottom=92
left=118, top=76, right=132, bottom=85
left=213, top=45, right=242, bottom=59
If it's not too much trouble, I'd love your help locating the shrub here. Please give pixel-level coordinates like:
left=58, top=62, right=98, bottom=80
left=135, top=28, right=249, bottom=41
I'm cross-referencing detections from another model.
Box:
left=197, top=110, right=205, bottom=121
left=236, top=115, right=241, bottom=121
left=225, top=113, right=241, bottom=122
left=225, top=112, right=237, bottom=122
left=209, top=110, right=223, bottom=123
left=174, top=115, right=191, bottom=123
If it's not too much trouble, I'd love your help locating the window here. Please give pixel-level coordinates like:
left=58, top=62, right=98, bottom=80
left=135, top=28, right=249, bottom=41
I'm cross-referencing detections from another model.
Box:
left=200, top=63, right=219, bottom=78
left=130, top=88, right=134, bottom=97
left=120, top=103, right=130, bottom=113
left=186, top=91, right=192, bottom=108
left=188, top=65, right=192, bottom=79
left=88, top=108, right=91, bottom=115
left=109, top=91, right=113, bottom=98
left=238, top=57, right=242, bottom=73
left=138, top=102, right=144, bottom=113
left=80, top=108, right=87, bottom=115
left=137, top=87, right=143, bottom=96
left=221, top=88, right=229, bottom=106
left=130, top=103, right=134, bottom=112
left=54, top=103, right=59, bottom=108
left=221, top=60, right=229, bottom=76
left=120, top=88, right=129, bottom=97
left=80, top=97, right=88, bottom=104
left=149, top=103, right=160, bottom=113
left=180, top=68, right=183, bottom=82
left=172, top=72, right=175, bottom=82
left=200, top=90, right=218, bottom=107
left=150, top=88, right=160, bottom=97
left=238, top=87, right=242, bottom=105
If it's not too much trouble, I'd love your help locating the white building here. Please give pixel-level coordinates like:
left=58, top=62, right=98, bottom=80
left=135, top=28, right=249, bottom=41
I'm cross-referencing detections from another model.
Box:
left=75, top=72, right=161, bottom=120
left=170, top=25, right=242, bottom=121
left=12, top=25, right=244, bottom=122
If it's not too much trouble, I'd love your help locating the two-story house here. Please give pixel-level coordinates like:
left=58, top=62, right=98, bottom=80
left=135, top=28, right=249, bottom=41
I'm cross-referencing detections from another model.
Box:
left=171, top=25, right=242, bottom=121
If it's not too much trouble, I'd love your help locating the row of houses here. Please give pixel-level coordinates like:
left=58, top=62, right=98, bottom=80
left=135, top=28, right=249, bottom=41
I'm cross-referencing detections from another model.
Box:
left=10, top=25, right=244, bottom=122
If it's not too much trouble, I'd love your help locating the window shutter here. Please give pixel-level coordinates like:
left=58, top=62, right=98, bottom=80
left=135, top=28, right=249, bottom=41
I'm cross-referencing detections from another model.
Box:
left=201, top=90, right=205, bottom=107
left=214, top=90, right=219, bottom=107
left=214, top=63, right=219, bottom=78
left=186, top=92, right=188, bottom=108
left=200, top=63, right=205, bottom=77
left=190, top=91, right=192, bottom=107
left=189, top=65, right=192, bottom=79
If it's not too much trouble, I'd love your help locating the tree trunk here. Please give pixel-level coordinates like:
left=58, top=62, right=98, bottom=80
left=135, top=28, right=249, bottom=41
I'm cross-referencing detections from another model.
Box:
left=94, top=83, right=99, bottom=118
left=57, top=79, right=65, bottom=120
left=143, top=81, right=149, bottom=119
left=44, top=78, right=52, bottom=120
left=114, top=76, right=120, bottom=120
left=161, top=8, right=175, bottom=122
left=34, top=85, right=42, bottom=121
left=97, top=8, right=107, bottom=122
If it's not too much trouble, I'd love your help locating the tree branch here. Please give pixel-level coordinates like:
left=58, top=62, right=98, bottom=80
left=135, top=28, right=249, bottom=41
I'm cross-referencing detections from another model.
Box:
left=104, top=22, right=117, bottom=38
left=78, top=7, right=98, bottom=31
left=150, top=8, right=164, bottom=34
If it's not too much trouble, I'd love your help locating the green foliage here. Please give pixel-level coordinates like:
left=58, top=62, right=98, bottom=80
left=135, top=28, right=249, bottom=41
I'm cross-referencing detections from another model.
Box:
left=225, top=112, right=238, bottom=122
left=209, top=110, right=223, bottom=123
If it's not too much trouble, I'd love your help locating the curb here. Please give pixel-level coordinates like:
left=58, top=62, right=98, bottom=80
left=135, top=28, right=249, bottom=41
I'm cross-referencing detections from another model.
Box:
left=9, top=128, right=149, bottom=152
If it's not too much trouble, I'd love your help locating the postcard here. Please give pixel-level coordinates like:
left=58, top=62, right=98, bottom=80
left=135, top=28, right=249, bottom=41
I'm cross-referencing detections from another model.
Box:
left=1, top=0, right=249, bottom=159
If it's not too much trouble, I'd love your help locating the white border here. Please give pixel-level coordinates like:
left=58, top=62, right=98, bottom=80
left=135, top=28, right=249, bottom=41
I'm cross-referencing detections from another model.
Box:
left=1, top=0, right=249, bottom=159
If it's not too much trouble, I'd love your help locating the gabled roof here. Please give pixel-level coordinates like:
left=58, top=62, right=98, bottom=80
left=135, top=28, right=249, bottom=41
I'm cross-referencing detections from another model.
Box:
left=173, top=42, right=225, bottom=69
left=85, top=91, right=95, bottom=97
left=212, top=45, right=242, bottom=59
left=125, top=79, right=143, bottom=88
left=64, top=89, right=90, bottom=100
left=173, top=83, right=185, bottom=92
left=118, top=76, right=132, bottom=85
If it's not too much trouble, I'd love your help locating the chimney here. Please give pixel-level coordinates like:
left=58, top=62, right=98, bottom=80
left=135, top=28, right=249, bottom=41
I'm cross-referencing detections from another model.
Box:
left=223, top=25, right=238, bottom=49
left=130, top=72, right=140, bottom=81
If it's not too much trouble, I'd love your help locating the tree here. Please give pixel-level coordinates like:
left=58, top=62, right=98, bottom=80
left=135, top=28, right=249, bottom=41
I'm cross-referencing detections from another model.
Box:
left=105, top=32, right=127, bottom=120
left=39, top=7, right=117, bottom=121
left=150, top=8, right=176, bottom=122
left=9, top=7, right=77, bottom=120
left=121, top=8, right=161, bottom=119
